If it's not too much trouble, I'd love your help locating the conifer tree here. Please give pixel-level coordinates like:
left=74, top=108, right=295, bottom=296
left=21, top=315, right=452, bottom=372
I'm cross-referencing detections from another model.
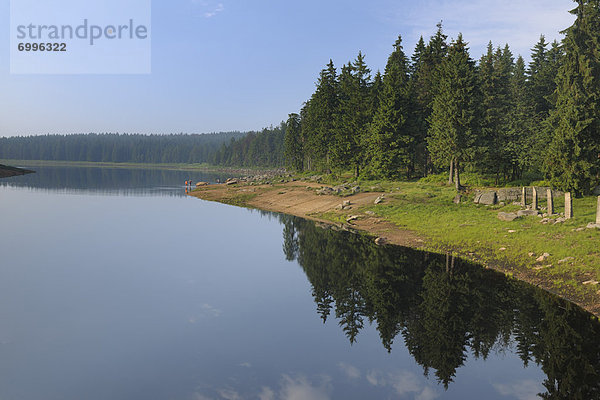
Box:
left=527, top=37, right=564, bottom=172
left=333, top=53, right=372, bottom=176
left=301, top=60, right=339, bottom=171
left=528, top=36, right=554, bottom=116
left=507, top=56, right=535, bottom=176
left=478, top=42, right=497, bottom=172
left=416, top=23, right=449, bottom=176
left=371, top=71, right=384, bottom=114
left=545, top=0, right=600, bottom=195
left=419, top=23, right=449, bottom=116
left=479, top=43, right=514, bottom=182
left=410, top=36, right=427, bottom=76
left=545, top=40, right=565, bottom=107
left=427, top=34, right=478, bottom=191
left=284, top=113, right=303, bottom=171
left=332, top=62, right=355, bottom=170
left=367, top=36, right=412, bottom=178
left=496, top=45, right=516, bottom=178
left=408, top=36, right=431, bottom=176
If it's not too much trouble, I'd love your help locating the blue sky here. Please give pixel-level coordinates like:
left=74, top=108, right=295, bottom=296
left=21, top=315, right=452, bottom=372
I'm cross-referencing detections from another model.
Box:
left=0, top=0, right=575, bottom=137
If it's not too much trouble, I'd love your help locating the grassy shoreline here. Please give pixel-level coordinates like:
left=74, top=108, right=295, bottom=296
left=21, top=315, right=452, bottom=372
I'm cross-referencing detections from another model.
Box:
left=190, top=176, right=600, bottom=317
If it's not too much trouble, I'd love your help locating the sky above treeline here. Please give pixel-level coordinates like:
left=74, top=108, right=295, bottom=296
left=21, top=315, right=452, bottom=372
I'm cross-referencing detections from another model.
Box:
left=0, top=0, right=575, bottom=137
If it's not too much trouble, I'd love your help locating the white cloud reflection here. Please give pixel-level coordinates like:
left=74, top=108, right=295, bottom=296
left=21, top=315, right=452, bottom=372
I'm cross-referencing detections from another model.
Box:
left=259, top=374, right=331, bottom=400
left=258, top=386, right=275, bottom=400
left=337, top=362, right=361, bottom=379
left=188, top=303, right=222, bottom=323
left=367, top=369, right=439, bottom=400
left=493, top=379, right=544, bottom=400
left=216, top=388, right=241, bottom=400
left=195, top=368, right=438, bottom=400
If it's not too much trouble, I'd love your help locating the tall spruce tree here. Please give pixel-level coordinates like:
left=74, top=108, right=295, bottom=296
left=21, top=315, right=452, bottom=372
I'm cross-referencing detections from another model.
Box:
left=528, top=36, right=550, bottom=114
left=367, top=36, right=412, bottom=179
left=526, top=37, right=565, bottom=172
left=284, top=113, right=303, bottom=171
left=410, top=36, right=427, bottom=76
left=528, top=36, right=562, bottom=117
left=333, top=52, right=372, bottom=176
left=419, top=23, right=449, bottom=177
left=333, top=62, right=356, bottom=170
left=301, top=60, right=339, bottom=171
left=478, top=42, right=497, bottom=173
left=299, top=100, right=316, bottom=170
left=545, top=0, right=600, bottom=195
left=545, top=40, right=565, bottom=107
left=371, top=71, right=384, bottom=113
left=427, top=34, right=478, bottom=191
left=496, top=45, right=516, bottom=179
left=479, top=43, right=515, bottom=182
left=408, top=36, right=432, bottom=177
left=508, top=55, right=535, bottom=176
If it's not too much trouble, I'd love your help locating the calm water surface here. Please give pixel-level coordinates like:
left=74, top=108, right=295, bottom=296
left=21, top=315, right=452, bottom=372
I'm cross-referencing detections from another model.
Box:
left=0, top=165, right=598, bottom=400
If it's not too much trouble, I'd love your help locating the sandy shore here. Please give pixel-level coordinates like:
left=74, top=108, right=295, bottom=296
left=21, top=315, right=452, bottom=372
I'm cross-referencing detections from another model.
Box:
left=190, top=181, right=424, bottom=247
left=189, top=180, right=600, bottom=317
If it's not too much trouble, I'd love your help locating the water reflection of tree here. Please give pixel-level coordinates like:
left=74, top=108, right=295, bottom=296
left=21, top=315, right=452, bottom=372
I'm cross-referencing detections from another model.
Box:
left=0, top=165, right=229, bottom=194
left=278, top=214, right=600, bottom=397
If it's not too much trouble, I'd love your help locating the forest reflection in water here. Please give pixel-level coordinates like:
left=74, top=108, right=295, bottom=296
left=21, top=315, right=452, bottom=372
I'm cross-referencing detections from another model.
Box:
left=274, top=212, right=600, bottom=399
left=0, top=165, right=230, bottom=196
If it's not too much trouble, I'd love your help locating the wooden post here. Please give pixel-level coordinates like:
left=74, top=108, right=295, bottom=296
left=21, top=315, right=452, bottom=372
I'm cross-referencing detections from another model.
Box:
left=596, top=196, right=600, bottom=224
left=547, top=189, right=554, bottom=215
left=565, top=192, right=573, bottom=219
left=521, top=187, right=527, bottom=208
left=532, top=187, right=538, bottom=210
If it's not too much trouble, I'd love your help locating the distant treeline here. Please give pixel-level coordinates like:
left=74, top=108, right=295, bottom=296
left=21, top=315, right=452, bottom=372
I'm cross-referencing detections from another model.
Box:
left=0, top=132, right=246, bottom=164
left=0, top=127, right=288, bottom=168
left=282, top=3, right=600, bottom=195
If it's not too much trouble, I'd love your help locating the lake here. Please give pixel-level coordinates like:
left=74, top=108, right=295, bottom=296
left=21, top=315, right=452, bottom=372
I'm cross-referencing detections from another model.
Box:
left=1, top=165, right=599, bottom=400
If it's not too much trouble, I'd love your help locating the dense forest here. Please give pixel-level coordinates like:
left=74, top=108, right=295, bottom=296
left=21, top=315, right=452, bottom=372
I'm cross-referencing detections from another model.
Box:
left=0, top=132, right=247, bottom=164
left=283, top=1, right=600, bottom=195
left=211, top=123, right=286, bottom=168
left=278, top=213, right=600, bottom=395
